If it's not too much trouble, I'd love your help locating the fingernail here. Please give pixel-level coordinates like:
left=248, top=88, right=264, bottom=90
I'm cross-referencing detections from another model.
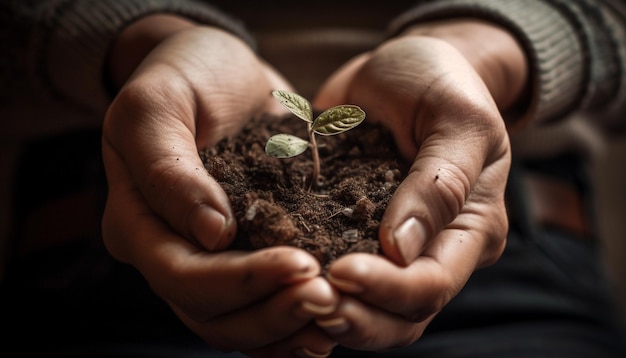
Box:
left=326, top=274, right=364, bottom=293
left=300, top=301, right=336, bottom=316
left=316, top=317, right=350, bottom=335
left=294, top=347, right=332, bottom=358
left=393, top=217, right=426, bottom=265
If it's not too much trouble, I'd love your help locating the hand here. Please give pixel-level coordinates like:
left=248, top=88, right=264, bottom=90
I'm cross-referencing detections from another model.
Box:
left=101, top=19, right=338, bottom=356
left=312, top=20, right=527, bottom=350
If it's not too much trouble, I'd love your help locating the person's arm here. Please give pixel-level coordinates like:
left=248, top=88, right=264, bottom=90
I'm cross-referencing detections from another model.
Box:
left=100, top=6, right=345, bottom=357
left=310, top=0, right=626, bottom=352
left=3, top=1, right=341, bottom=355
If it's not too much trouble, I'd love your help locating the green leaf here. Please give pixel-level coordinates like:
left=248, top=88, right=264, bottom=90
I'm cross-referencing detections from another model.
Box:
left=312, top=105, right=366, bottom=136
left=265, top=134, right=309, bottom=158
left=272, top=90, right=313, bottom=123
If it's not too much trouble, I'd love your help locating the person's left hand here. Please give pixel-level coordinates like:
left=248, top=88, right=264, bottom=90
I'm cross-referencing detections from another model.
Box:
left=310, top=20, right=526, bottom=351
left=101, top=20, right=339, bottom=356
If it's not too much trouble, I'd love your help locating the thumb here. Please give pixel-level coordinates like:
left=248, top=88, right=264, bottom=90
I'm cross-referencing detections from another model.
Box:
left=378, top=134, right=488, bottom=266
left=103, top=86, right=237, bottom=252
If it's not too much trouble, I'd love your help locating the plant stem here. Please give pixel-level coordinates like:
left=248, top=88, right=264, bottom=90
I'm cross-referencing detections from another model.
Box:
left=308, top=126, right=320, bottom=189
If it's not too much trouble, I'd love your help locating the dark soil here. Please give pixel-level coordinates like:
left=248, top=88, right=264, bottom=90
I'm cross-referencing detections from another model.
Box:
left=200, top=114, right=408, bottom=270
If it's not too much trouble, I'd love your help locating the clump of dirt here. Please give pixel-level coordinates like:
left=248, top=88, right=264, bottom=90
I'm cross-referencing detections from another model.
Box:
left=200, top=114, right=408, bottom=270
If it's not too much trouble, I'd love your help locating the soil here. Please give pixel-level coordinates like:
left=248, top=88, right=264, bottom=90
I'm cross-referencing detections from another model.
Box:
left=199, top=114, right=408, bottom=270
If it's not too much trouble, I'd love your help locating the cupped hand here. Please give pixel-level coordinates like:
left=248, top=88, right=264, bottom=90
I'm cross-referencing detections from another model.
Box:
left=312, top=24, right=524, bottom=350
left=102, top=25, right=337, bottom=355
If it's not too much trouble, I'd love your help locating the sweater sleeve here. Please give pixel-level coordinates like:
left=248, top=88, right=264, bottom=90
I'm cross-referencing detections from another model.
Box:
left=0, top=0, right=255, bottom=114
left=387, top=0, right=626, bottom=131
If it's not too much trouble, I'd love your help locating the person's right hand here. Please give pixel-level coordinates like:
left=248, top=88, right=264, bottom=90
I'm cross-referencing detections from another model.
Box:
left=311, top=20, right=528, bottom=352
left=101, top=16, right=338, bottom=357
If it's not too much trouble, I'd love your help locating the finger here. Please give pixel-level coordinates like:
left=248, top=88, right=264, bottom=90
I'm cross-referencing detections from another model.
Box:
left=176, top=277, right=339, bottom=352
left=102, top=143, right=324, bottom=318
left=106, top=199, right=324, bottom=321
left=327, top=206, right=507, bottom=322
left=312, top=53, right=370, bottom=110
left=315, top=295, right=431, bottom=351
left=320, top=216, right=505, bottom=351
left=243, top=326, right=337, bottom=358
left=162, top=247, right=328, bottom=322
left=104, top=27, right=280, bottom=251
left=379, top=152, right=474, bottom=266
left=379, top=120, right=510, bottom=266
left=326, top=253, right=455, bottom=322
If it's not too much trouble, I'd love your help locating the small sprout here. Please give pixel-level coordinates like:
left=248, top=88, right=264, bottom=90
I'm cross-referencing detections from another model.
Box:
left=265, top=89, right=366, bottom=188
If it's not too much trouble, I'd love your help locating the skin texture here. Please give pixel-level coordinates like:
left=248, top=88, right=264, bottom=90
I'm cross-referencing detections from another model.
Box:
left=103, top=16, right=339, bottom=357
left=312, top=20, right=527, bottom=350
left=102, top=14, right=528, bottom=356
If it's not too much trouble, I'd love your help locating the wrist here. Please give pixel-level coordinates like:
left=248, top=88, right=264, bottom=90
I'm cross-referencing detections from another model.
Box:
left=400, top=19, right=528, bottom=114
left=107, top=14, right=197, bottom=90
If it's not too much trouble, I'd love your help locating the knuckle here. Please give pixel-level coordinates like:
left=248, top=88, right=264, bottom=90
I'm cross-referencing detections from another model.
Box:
left=404, top=294, right=446, bottom=323
left=167, top=285, right=220, bottom=324
left=143, top=158, right=191, bottom=224
left=404, top=273, right=456, bottom=322
left=431, top=166, right=471, bottom=224
left=481, top=203, right=509, bottom=267
left=405, top=305, right=439, bottom=323
left=100, top=199, right=140, bottom=265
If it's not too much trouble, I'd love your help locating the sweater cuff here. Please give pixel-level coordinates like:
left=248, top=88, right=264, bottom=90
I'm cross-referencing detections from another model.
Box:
left=36, top=0, right=255, bottom=113
left=388, top=0, right=585, bottom=128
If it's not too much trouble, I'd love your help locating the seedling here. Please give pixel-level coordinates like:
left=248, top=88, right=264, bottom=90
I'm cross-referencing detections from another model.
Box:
left=265, top=89, right=366, bottom=188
